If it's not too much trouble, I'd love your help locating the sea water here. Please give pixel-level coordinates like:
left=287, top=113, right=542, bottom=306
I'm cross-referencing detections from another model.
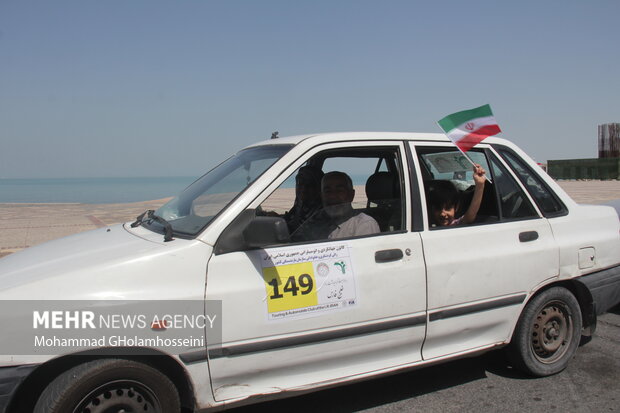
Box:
left=0, top=177, right=197, bottom=204
left=0, top=174, right=370, bottom=204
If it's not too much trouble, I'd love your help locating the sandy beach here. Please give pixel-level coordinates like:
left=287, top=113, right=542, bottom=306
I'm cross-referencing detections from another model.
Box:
left=1, top=180, right=619, bottom=258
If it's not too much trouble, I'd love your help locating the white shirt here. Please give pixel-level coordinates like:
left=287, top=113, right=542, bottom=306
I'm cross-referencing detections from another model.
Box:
left=328, top=212, right=380, bottom=239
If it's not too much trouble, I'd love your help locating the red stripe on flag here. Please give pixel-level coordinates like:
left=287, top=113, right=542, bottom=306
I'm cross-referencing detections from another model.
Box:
left=456, top=124, right=501, bottom=152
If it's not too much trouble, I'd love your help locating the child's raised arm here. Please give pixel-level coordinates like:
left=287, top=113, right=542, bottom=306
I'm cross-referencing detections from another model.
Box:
left=461, top=164, right=486, bottom=225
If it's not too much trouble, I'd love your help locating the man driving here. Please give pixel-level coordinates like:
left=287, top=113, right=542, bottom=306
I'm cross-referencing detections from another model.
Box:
left=292, top=171, right=379, bottom=241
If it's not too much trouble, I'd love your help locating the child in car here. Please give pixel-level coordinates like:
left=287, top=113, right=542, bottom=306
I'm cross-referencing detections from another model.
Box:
left=429, top=164, right=486, bottom=226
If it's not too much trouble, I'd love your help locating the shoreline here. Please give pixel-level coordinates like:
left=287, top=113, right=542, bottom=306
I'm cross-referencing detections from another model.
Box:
left=1, top=180, right=620, bottom=206
left=0, top=198, right=171, bottom=257
left=0, top=197, right=174, bottom=206
left=2, top=181, right=620, bottom=257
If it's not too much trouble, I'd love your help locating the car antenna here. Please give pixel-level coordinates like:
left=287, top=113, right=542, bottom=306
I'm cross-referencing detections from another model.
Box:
left=271, top=131, right=279, bottom=139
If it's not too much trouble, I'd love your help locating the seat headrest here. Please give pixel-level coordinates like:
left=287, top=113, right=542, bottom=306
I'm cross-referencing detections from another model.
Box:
left=366, top=172, right=399, bottom=202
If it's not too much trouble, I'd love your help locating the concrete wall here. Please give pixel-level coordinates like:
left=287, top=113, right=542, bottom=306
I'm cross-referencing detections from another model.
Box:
left=547, top=158, right=620, bottom=180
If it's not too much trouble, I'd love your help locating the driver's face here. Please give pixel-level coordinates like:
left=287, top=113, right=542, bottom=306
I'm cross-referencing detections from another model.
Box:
left=321, top=175, right=354, bottom=207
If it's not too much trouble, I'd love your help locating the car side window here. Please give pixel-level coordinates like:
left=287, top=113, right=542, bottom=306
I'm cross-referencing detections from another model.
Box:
left=497, top=149, right=567, bottom=217
left=418, top=147, right=541, bottom=227
left=489, top=153, right=539, bottom=220
left=419, top=148, right=498, bottom=228
left=258, top=146, right=405, bottom=244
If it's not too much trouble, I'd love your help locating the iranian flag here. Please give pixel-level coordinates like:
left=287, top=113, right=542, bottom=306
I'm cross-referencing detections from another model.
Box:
left=438, top=104, right=501, bottom=152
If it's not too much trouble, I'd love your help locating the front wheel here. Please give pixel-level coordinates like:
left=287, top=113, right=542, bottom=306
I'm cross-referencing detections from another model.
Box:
left=507, top=287, right=582, bottom=377
left=34, top=358, right=181, bottom=413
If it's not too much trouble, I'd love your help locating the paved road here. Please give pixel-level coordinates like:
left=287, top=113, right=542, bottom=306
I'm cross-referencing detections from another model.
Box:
left=229, top=305, right=620, bottom=413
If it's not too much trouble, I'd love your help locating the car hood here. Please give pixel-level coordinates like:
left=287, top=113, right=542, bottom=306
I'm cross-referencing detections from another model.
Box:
left=0, top=224, right=211, bottom=300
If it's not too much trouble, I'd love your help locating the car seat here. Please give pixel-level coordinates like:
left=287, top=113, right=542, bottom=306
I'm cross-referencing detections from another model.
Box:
left=364, top=172, right=402, bottom=232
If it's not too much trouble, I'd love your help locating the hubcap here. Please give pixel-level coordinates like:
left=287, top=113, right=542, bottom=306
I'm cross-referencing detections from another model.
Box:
left=74, top=380, right=160, bottom=413
left=531, top=301, right=573, bottom=363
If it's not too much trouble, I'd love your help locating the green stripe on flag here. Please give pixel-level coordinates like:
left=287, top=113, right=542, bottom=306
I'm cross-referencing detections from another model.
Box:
left=438, top=104, right=494, bottom=133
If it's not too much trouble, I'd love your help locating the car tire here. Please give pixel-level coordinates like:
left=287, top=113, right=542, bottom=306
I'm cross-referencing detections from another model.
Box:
left=507, top=287, right=582, bottom=377
left=33, top=358, right=181, bottom=413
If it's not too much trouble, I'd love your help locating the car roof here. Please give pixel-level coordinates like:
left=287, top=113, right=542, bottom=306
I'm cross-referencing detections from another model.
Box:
left=246, top=131, right=510, bottom=148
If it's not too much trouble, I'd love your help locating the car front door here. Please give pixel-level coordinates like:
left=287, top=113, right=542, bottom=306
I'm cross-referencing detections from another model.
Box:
left=205, top=140, right=427, bottom=401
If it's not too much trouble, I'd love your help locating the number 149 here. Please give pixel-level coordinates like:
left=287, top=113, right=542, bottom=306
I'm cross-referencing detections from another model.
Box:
left=267, top=274, right=314, bottom=299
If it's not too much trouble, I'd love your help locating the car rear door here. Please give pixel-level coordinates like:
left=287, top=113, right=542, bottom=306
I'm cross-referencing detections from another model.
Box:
left=410, top=142, right=560, bottom=360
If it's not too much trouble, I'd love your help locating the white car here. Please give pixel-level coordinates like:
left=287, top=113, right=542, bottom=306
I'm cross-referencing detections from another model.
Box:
left=1, top=132, right=619, bottom=413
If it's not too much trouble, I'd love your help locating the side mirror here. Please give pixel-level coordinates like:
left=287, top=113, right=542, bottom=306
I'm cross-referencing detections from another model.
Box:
left=214, top=210, right=290, bottom=255
left=243, top=217, right=290, bottom=248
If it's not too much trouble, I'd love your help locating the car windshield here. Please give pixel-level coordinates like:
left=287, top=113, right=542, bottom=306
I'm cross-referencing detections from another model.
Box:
left=144, top=144, right=293, bottom=237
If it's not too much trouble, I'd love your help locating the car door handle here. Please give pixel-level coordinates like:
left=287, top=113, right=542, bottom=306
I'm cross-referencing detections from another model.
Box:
left=519, top=231, right=539, bottom=242
left=375, top=249, right=404, bottom=263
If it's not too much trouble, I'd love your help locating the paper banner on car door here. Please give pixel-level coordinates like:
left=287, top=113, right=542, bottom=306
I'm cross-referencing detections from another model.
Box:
left=259, top=243, right=357, bottom=321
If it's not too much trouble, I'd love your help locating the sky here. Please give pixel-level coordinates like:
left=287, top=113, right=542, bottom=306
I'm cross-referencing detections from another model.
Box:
left=1, top=0, right=619, bottom=178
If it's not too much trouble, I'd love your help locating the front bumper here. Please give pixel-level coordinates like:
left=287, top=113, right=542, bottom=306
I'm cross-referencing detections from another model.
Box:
left=0, top=364, right=38, bottom=413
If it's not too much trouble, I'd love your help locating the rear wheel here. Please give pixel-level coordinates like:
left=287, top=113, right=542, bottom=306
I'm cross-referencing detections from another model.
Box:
left=34, top=358, right=181, bottom=413
left=508, top=287, right=582, bottom=377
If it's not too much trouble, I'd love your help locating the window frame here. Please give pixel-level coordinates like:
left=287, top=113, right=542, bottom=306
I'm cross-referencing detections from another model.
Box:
left=410, top=142, right=544, bottom=230
left=241, top=140, right=412, bottom=247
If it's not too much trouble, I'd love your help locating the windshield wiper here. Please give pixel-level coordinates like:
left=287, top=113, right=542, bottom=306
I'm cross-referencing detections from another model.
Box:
left=130, top=210, right=174, bottom=242
left=131, top=210, right=152, bottom=228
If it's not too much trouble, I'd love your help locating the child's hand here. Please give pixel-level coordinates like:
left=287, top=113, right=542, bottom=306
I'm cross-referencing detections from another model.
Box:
left=473, top=164, right=486, bottom=186
left=462, top=164, right=486, bottom=224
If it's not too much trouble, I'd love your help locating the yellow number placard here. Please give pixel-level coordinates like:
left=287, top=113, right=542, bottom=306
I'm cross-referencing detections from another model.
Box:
left=263, top=262, right=318, bottom=313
